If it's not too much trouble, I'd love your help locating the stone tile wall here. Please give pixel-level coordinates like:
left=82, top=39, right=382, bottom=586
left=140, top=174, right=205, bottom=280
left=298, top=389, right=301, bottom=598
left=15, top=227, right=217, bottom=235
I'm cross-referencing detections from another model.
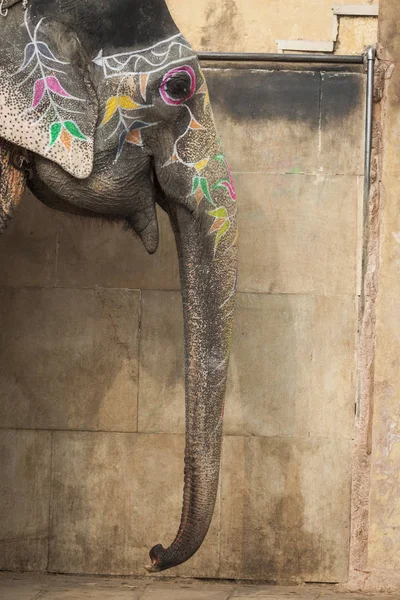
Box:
left=0, top=67, right=365, bottom=581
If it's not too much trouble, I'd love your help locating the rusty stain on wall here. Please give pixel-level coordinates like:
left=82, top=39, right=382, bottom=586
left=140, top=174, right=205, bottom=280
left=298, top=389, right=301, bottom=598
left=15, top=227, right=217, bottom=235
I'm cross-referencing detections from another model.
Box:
left=200, top=0, right=241, bottom=51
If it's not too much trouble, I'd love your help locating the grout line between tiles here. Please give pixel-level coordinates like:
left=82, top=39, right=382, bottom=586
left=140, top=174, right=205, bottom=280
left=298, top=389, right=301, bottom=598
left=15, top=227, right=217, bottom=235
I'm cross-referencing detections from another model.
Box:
left=216, top=458, right=223, bottom=579
left=135, top=586, right=147, bottom=600
left=0, top=428, right=356, bottom=444
left=46, top=431, right=54, bottom=573
left=225, top=588, right=238, bottom=600
left=137, top=290, right=142, bottom=434
left=0, top=285, right=362, bottom=299
left=317, top=72, right=323, bottom=164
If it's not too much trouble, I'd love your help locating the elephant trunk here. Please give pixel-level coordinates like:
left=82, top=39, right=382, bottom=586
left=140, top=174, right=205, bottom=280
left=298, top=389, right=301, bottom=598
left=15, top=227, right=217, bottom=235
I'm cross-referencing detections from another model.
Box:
left=146, top=200, right=238, bottom=573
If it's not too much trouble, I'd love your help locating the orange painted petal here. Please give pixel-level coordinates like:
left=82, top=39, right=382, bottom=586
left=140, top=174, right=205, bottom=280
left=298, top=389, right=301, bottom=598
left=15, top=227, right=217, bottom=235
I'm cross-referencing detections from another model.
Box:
left=163, top=152, right=180, bottom=167
left=60, top=128, right=72, bottom=151
left=126, top=129, right=142, bottom=146
left=198, top=82, right=207, bottom=93
left=194, top=187, right=204, bottom=205
left=190, top=117, right=203, bottom=130
left=140, top=74, right=149, bottom=100
left=168, top=152, right=179, bottom=163
left=210, top=217, right=226, bottom=233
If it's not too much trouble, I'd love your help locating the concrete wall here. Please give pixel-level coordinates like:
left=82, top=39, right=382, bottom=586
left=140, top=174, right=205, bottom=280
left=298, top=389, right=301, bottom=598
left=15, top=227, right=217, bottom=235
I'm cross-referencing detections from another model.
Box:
left=166, top=0, right=378, bottom=54
left=0, top=61, right=366, bottom=581
left=345, top=0, right=400, bottom=592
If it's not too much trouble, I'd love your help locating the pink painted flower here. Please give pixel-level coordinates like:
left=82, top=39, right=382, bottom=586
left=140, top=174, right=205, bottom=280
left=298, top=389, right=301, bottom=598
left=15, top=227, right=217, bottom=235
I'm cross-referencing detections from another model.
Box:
left=31, top=76, right=71, bottom=109
left=32, top=78, right=46, bottom=109
left=46, top=76, right=71, bottom=98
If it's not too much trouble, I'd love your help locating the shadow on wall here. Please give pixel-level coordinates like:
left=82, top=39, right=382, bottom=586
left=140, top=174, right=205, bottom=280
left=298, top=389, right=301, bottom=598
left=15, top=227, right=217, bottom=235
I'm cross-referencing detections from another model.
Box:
left=0, top=284, right=140, bottom=432
left=240, top=437, right=336, bottom=581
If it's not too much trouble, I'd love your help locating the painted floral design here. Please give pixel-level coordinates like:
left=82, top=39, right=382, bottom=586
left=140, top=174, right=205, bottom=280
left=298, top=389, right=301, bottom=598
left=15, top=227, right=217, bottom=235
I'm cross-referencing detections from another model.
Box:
left=191, top=174, right=214, bottom=207
left=208, top=207, right=230, bottom=246
left=94, top=31, right=201, bottom=162
left=98, top=89, right=157, bottom=161
left=187, top=149, right=236, bottom=205
left=93, top=34, right=194, bottom=82
left=213, top=153, right=236, bottom=202
left=94, top=34, right=237, bottom=254
left=208, top=203, right=238, bottom=252
left=14, top=12, right=87, bottom=151
left=102, top=95, right=145, bottom=125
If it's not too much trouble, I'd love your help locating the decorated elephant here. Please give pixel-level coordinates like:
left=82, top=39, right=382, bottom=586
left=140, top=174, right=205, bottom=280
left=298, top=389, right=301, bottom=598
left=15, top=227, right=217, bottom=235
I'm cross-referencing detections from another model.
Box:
left=0, top=0, right=238, bottom=573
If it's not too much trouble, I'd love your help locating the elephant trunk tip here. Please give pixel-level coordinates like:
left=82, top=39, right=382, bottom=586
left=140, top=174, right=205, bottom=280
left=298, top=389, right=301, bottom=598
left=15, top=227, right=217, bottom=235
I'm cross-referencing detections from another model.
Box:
left=145, top=541, right=196, bottom=573
left=144, top=544, right=168, bottom=573
left=145, top=536, right=206, bottom=572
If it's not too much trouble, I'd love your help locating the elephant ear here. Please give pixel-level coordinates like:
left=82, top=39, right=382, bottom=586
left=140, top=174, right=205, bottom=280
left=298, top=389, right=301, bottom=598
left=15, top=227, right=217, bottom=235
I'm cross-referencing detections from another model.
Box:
left=0, top=9, right=97, bottom=179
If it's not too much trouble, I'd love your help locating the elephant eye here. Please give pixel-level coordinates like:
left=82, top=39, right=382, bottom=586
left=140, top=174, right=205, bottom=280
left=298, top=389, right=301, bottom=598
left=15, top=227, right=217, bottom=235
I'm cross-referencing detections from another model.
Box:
left=160, top=66, right=196, bottom=106
left=165, top=74, right=191, bottom=98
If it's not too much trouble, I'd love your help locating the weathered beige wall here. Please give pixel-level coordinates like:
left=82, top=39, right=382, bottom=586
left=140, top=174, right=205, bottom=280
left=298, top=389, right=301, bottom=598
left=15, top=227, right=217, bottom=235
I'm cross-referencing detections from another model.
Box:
left=370, top=8, right=400, bottom=570
left=166, top=0, right=378, bottom=54
left=336, top=17, right=378, bottom=55
left=346, top=0, right=400, bottom=592
left=0, top=63, right=366, bottom=581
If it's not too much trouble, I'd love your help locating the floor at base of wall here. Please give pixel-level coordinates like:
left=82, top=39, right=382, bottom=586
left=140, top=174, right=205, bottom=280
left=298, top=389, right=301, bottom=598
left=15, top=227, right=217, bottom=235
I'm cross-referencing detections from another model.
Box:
left=0, top=573, right=397, bottom=600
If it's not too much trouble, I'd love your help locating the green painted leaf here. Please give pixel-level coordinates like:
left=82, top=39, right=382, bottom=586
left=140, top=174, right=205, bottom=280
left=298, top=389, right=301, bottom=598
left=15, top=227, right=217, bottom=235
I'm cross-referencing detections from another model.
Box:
left=64, top=120, right=87, bottom=140
left=49, top=122, right=62, bottom=147
left=213, top=178, right=228, bottom=190
left=215, top=220, right=230, bottom=248
left=200, top=177, right=215, bottom=205
left=208, top=207, right=228, bottom=219
left=192, top=176, right=200, bottom=194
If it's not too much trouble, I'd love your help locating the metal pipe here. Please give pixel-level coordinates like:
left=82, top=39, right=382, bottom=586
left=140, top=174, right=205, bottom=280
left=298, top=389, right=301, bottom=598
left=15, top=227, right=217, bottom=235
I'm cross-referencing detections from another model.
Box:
left=364, top=46, right=376, bottom=204
left=198, top=51, right=364, bottom=64
left=354, top=45, right=376, bottom=418
left=355, top=45, right=376, bottom=363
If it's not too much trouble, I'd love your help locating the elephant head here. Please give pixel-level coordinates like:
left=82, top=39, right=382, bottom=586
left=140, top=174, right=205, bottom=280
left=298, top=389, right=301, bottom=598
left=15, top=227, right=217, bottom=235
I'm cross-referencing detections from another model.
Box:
left=0, top=0, right=238, bottom=572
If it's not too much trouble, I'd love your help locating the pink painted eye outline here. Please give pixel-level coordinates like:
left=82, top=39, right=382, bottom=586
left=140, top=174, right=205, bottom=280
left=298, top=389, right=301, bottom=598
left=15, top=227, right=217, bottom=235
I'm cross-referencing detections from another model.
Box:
left=160, top=65, right=196, bottom=106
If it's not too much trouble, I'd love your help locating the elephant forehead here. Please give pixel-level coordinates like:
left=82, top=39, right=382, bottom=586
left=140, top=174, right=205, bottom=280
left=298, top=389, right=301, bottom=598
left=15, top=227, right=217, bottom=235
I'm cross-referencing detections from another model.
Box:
left=92, top=34, right=197, bottom=80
